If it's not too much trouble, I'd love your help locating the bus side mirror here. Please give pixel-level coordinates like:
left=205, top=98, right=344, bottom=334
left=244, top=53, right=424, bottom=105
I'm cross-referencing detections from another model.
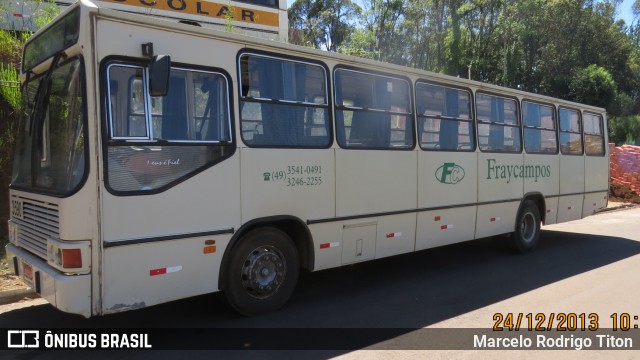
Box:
left=149, top=55, right=171, bottom=97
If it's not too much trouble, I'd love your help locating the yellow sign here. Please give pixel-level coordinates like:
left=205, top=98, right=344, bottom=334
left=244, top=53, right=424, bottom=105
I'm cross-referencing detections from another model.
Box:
left=99, top=0, right=280, bottom=27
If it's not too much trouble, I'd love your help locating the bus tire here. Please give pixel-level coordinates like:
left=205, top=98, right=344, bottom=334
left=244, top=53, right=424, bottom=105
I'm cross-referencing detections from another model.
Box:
left=223, top=227, right=299, bottom=316
left=513, top=200, right=541, bottom=253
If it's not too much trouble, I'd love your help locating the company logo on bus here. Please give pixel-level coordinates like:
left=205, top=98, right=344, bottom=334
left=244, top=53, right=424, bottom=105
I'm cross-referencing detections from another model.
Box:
left=435, top=163, right=465, bottom=184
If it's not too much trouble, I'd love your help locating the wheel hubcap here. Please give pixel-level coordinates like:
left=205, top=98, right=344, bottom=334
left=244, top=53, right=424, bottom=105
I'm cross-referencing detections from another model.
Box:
left=241, top=246, right=286, bottom=299
left=521, top=212, right=535, bottom=243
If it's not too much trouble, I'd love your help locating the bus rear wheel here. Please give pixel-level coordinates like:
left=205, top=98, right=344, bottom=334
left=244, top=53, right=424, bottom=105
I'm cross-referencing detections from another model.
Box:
left=224, top=227, right=299, bottom=316
left=513, top=200, right=541, bottom=253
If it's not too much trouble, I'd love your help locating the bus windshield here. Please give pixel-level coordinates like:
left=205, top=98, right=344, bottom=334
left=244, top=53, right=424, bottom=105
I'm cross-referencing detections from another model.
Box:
left=11, top=57, right=87, bottom=196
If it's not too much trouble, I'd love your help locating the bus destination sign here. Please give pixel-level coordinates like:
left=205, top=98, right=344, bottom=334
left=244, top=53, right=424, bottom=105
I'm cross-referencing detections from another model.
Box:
left=97, top=0, right=280, bottom=27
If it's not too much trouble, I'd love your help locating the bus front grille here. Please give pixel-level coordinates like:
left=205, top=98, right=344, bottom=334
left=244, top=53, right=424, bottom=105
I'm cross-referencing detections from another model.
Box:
left=13, top=198, right=59, bottom=260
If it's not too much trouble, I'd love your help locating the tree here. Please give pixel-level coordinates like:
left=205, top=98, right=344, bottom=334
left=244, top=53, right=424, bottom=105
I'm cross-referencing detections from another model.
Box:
left=569, top=64, right=617, bottom=109
left=608, top=115, right=640, bottom=145
left=359, top=0, right=406, bottom=64
left=288, top=0, right=361, bottom=51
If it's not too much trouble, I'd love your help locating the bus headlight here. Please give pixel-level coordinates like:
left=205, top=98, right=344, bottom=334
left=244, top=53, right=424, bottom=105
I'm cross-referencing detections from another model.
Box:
left=47, top=237, right=91, bottom=274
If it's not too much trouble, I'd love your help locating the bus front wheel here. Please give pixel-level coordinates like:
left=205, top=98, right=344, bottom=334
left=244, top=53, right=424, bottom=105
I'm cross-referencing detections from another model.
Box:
left=223, top=227, right=299, bottom=316
left=513, top=200, right=541, bottom=253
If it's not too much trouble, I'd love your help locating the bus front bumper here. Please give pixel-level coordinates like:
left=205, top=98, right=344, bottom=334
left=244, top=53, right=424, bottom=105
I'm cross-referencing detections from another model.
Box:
left=5, top=244, right=91, bottom=317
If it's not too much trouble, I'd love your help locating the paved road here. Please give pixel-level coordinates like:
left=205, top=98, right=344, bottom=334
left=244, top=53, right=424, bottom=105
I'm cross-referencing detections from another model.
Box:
left=2, top=207, right=640, bottom=359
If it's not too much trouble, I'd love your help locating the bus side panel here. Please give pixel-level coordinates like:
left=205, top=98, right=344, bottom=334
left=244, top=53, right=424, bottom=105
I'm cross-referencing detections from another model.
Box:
left=543, top=197, right=559, bottom=225
left=558, top=155, right=584, bottom=222
left=476, top=153, right=523, bottom=238
left=100, top=156, right=241, bottom=313
left=584, top=155, right=608, bottom=193
left=557, top=195, right=584, bottom=223
left=101, top=157, right=241, bottom=242
left=416, top=150, right=477, bottom=250
left=583, top=151, right=608, bottom=217
left=308, top=222, right=343, bottom=271
left=240, top=148, right=335, bottom=222
left=416, top=207, right=476, bottom=250
left=341, top=219, right=377, bottom=264
left=583, top=192, right=608, bottom=217
left=102, top=234, right=231, bottom=314
left=475, top=202, right=520, bottom=239
left=336, top=150, right=417, bottom=216
left=375, top=213, right=416, bottom=259
left=418, top=151, right=478, bottom=208
left=523, top=154, right=560, bottom=224
left=478, top=153, right=524, bottom=203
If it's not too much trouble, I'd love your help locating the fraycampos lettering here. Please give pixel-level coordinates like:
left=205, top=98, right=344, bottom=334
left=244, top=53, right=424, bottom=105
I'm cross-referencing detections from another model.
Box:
left=435, top=162, right=465, bottom=184
left=486, top=159, right=551, bottom=183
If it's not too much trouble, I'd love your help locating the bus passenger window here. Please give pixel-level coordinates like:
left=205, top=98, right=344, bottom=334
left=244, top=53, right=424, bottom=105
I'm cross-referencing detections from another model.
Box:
left=239, top=53, right=331, bottom=148
left=416, top=82, right=474, bottom=151
left=477, top=93, right=521, bottom=153
left=559, top=108, right=583, bottom=155
left=334, top=69, right=413, bottom=150
left=523, top=101, right=557, bottom=154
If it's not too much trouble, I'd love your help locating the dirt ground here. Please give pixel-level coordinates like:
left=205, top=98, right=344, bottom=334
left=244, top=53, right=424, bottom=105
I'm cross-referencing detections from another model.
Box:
left=1, top=183, right=639, bottom=294
left=0, top=253, right=27, bottom=292
left=609, top=182, right=640, bottom=203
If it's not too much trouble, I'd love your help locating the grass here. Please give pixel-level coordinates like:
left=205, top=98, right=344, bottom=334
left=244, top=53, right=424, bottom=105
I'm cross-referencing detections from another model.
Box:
left=0, top=238, right=11, bottom=277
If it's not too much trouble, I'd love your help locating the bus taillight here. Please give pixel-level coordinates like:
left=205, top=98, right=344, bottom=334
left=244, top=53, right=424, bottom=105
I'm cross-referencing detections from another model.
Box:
left=47, top=238, right=91, bottom=274
left=60, top=249, right=83, bottom=269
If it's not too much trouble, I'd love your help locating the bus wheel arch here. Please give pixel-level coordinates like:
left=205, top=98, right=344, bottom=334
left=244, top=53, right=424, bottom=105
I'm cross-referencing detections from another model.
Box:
left=522, top=192, right=546, bottom=225
left=219, top=216, right=313, bottom=315
left=513, top=196, right=543, bottom=253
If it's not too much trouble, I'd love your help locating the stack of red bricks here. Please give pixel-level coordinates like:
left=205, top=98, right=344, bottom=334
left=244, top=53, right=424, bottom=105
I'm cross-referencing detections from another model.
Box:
left=610, top=144, right=640, bottom=194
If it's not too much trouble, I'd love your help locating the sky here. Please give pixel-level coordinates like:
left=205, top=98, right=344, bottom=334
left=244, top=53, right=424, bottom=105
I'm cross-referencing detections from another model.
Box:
left=619, top=0, right=636, bottom=26
left=286, top=0, right=638, bottom=27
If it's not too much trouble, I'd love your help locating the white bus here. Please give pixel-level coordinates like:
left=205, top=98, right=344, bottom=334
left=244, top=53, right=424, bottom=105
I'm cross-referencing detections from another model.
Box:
left=6, top=0, right=609, bottom=317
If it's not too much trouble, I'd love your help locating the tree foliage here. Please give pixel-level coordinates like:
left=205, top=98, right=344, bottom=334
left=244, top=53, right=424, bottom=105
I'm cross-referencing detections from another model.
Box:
left=288, top=0, right=361, bottom=51
left=569, top=64, right=617, bottom=109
